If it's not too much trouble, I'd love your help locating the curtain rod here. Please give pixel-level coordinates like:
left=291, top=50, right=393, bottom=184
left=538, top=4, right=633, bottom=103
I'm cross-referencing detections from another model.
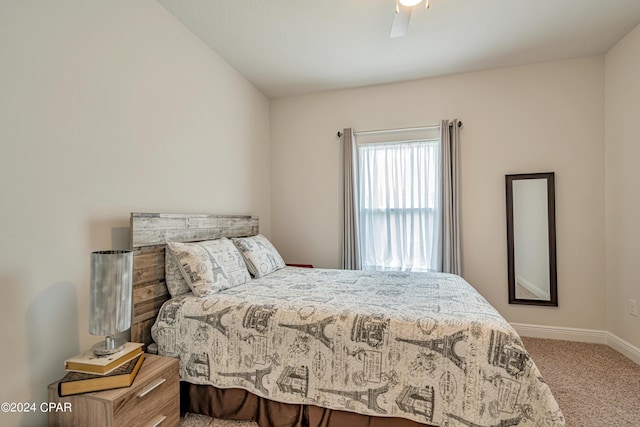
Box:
left=336, top=121, right=462, bottom=138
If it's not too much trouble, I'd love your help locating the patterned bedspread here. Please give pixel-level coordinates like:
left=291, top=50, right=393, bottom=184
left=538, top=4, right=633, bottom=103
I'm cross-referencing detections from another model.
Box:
left=151, top=267, right=564, bottom=426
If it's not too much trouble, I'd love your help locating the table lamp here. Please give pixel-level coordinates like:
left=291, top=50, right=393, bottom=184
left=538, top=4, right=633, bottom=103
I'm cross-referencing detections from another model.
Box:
left=89, top=250, right=133, bottom=355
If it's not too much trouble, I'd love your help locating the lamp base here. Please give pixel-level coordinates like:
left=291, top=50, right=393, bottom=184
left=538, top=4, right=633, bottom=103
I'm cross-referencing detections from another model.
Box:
left=92, top=335, right=127, bottom=356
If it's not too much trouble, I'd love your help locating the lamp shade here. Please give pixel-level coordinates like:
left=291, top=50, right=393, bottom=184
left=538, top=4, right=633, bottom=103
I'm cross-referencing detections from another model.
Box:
left=89, top=250, right=133, bottom=337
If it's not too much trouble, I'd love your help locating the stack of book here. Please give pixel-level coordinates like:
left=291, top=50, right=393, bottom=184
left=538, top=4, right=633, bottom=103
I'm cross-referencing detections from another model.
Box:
left=58, top=342, right=145, bottom=397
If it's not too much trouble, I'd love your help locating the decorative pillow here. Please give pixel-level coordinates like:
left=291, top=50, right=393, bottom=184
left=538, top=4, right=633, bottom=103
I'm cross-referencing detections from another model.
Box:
left=203, top=238, right=252, bottom=287
left=232, top=234, right=286, bottom=278
left=166, top=238, right=251, bottom=297
left=165, top=251, right=192, bottom=297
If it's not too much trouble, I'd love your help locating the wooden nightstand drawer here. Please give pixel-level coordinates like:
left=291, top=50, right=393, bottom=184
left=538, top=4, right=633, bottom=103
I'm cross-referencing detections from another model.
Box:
left=48, top=353, right=179, bottom=427
left=112, top=358, right=179, bottom=426
left=114, top=395, right=180, bottom=427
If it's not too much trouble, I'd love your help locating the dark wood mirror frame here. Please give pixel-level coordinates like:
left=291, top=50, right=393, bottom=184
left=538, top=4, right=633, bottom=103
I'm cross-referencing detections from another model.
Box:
left=506, top=172, right=558, bottom=306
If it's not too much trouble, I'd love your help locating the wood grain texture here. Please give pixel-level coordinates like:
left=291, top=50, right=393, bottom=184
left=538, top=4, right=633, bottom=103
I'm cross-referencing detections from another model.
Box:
left=48, top=354, right=180, bottom=427
left=131, top=212, right=258, bottom=248
left=129, top=213, right=259, bottom=346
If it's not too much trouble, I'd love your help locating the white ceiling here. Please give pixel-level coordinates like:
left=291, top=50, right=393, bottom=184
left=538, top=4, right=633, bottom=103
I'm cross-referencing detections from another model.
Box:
left=157, top=0, right=640, bottom=98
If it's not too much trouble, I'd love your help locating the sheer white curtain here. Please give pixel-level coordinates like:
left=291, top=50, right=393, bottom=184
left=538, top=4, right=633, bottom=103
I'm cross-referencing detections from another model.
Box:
left=359, top=139, right=440, bottom=271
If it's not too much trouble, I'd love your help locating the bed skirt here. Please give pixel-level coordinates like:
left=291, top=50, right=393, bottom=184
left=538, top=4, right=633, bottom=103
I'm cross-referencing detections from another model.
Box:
left=181, top=383, right=431, bottom=427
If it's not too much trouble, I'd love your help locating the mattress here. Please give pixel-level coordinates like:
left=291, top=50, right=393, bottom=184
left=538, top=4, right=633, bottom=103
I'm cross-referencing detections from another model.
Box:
left=151, top=267, right=564, bottom=426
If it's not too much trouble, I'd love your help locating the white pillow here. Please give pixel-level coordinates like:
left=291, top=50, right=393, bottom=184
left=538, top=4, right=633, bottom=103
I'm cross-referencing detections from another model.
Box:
left=166, top=238, right=251, bottom=297
left=232, top=234, right=285, bottom=278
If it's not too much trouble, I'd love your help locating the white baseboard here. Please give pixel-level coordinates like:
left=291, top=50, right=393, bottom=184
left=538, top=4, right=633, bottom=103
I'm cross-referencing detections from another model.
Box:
left=511, top=322, right=640, bottom=365
left=511, top=323, right=607, bottom=343
left=606, top=332, right=640, bottom=366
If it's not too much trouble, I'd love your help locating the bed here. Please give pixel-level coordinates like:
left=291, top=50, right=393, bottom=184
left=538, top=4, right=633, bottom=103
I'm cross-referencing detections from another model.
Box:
left=130, top=212, right=564, bottom=427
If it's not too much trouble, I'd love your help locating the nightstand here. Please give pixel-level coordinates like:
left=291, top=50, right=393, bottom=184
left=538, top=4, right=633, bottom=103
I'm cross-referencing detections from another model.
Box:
left=48, top=353, right=179, bottom=427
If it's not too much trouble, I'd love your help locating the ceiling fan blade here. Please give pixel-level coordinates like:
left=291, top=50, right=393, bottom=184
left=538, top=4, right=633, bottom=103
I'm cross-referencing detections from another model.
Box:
left=390, top=4, right=412, bottom=38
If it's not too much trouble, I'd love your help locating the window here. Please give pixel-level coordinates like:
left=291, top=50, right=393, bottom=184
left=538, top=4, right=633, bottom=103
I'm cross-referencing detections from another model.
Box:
left=358, top=133, right=440, bottom=272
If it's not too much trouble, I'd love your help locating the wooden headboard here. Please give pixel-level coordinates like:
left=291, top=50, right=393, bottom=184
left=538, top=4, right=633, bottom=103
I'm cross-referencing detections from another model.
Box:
left=129, top=212, right=259, bottom=346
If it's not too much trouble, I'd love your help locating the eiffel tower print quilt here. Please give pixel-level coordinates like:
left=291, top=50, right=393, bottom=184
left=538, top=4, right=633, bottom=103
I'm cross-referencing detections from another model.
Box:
left=151, top=267, right=564, bottom=426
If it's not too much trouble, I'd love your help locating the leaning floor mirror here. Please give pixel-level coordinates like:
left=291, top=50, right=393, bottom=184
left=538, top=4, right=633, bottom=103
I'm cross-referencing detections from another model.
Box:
left=505, top=172, right=558, bottom=306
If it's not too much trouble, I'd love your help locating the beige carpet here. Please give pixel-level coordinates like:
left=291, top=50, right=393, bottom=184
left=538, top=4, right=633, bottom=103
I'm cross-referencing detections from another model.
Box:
left=521, top=337, right=640, bottom=427
left=181, top=337, right=640, bottom=427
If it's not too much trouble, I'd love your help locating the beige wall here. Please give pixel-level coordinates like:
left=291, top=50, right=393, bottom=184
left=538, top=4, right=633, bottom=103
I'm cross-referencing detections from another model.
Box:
left=605, top=24, right=640, bottom=348
left=0, top=2, right=270, bottom=426
left=271, top=57, right=605, bottom=331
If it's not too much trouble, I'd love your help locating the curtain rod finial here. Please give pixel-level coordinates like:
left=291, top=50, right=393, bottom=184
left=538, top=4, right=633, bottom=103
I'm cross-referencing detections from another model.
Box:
left=337, top=131, right=343, bottom=138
